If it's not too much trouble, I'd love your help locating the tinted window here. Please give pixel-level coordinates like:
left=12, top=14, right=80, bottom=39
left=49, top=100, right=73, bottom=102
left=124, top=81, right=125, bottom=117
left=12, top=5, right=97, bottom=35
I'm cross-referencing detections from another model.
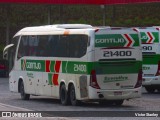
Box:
left=67, top=35, right=88, bottom=57
left=18, top=35, right=88, bottom=58
left=37, top=36, right=48, bottom=56
left=45, top=35, right=59, bottom=57
left=46, top=35, right=88, bottom=58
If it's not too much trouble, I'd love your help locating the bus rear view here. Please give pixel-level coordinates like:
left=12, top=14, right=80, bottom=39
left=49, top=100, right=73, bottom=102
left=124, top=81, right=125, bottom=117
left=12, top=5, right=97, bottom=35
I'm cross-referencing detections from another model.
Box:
left=88, top=28, right=142, bottom=105
left=140, top=27, right=160, bottom=93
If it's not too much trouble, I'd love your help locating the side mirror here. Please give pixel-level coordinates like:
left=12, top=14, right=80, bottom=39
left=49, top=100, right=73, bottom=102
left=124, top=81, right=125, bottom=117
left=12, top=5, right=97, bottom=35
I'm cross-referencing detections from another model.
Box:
left=3, top=44, right=14, bottom=60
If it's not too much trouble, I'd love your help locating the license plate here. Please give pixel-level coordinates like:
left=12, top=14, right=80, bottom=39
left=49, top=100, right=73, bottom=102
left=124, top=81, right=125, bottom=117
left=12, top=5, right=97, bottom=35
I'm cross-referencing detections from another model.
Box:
left=114, top=91, right=122, bottom=96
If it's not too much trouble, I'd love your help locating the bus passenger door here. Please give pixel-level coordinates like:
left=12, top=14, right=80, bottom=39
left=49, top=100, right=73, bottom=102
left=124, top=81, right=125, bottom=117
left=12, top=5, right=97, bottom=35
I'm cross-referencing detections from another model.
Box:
left=7, top=37, right=19, bottom=92
left=8, top=46, right=16, bottom=92
left=24, top=72, right=35, bottom=94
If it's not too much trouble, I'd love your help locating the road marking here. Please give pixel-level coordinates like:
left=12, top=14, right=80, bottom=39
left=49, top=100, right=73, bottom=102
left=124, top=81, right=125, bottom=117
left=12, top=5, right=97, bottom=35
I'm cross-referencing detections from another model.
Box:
left=0, top=102, right=32, bottom=111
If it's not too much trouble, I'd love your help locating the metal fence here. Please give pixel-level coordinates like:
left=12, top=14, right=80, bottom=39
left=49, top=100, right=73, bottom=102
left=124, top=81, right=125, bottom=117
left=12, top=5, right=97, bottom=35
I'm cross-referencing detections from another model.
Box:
left=0, top=3, right=160, bottom=60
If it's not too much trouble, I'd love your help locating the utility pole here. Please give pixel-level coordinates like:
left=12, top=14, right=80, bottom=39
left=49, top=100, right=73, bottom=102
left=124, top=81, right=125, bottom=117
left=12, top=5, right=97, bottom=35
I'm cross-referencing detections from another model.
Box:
left=101, top=5, right=106, bottom=26
left=48, top=5, right=51, bottom=25
left=59, top=5, right=63, bottom=23
left=6, top=5, right=10, bottom=45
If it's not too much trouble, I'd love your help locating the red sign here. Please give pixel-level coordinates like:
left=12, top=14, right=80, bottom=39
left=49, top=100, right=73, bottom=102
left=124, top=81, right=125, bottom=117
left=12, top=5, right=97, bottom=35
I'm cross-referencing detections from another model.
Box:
left=0, top=0, right=159, bottom=5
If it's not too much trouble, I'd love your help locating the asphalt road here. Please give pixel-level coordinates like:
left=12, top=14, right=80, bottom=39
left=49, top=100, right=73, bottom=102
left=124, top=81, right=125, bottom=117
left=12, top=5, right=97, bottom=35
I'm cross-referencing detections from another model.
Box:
left=0, top=78, right=160, bottom=120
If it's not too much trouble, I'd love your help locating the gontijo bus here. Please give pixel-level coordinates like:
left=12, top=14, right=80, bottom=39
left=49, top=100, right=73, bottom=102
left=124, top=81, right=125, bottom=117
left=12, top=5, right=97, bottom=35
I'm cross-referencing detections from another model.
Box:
left=3, top=24, right=142, bottom=106
left=140, top=27, right=160, bottom=93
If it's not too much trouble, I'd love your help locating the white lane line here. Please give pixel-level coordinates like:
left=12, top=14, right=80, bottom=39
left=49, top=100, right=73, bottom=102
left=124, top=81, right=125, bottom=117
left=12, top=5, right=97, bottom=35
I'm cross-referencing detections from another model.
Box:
left=0, top=102, right=32, bottom=111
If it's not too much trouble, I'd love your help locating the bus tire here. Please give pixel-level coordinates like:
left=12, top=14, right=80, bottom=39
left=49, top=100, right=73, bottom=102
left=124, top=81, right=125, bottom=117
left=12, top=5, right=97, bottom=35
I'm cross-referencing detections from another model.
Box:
left=69, top=84, right=80, bottom=106
left=145, top=86, right=155, bottom=93
left=60, top=84, right=69, bottom=105
left=114, top=100, right=124, bottom=106
left=99, top=100, right=114, bottom=106
left=157, top=88, right=160, bottom=92
left=20, top=81, right=30, bottom=100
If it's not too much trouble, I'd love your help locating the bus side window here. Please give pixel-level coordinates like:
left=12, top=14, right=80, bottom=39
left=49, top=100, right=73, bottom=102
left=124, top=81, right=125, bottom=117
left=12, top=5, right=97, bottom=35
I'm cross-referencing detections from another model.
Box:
left=52, top=35, right=60, bottom=57
left=68, top=35, right=88, bottom=58
left=28, top=36, right=39, bottom=56
left=44, top=35, right=55, bottom=57
left=69, top=35, right=78, bottom=57
left=47, top=35, right=65, bottom=57
left=79, top=35, right=88, bottom=56
left=37, top=35, right=48, bottom=56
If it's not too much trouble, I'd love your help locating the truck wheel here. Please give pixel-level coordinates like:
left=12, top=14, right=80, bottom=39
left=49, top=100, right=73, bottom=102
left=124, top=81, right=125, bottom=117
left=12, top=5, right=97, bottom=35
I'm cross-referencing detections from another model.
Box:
left=20, top=81, right=30, bottom=100
left=60, top=84, right=69, bottom=105
left=145, top=86, right=155, bottom=93
left=69, top=84, right=80, bottom=106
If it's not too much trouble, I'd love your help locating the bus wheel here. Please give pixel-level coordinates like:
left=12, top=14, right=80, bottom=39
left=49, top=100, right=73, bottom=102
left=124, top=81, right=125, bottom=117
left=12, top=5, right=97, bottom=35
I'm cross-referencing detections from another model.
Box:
left=114, top=100, right=124, bottom=106
left=60, top=84, right=69, bottom=105
left=145, top=86, right=155, bottom=93
left=99, top=100, right=113, bottom=105
left=20, top=81, right=30, bottom=100
left=69, top=84, right=80, bottom=106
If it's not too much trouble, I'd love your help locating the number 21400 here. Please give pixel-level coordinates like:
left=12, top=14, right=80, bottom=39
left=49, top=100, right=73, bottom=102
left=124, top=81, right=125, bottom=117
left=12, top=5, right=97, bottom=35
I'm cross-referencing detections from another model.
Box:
left=103, top=51, right=132, bottom=57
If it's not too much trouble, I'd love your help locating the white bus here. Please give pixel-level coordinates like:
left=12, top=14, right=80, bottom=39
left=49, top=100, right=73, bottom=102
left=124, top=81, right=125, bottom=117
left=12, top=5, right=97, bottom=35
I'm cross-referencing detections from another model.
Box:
left=3, top=24, right=142, bottom=106
left=140, top=27, right=160, bottom=93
